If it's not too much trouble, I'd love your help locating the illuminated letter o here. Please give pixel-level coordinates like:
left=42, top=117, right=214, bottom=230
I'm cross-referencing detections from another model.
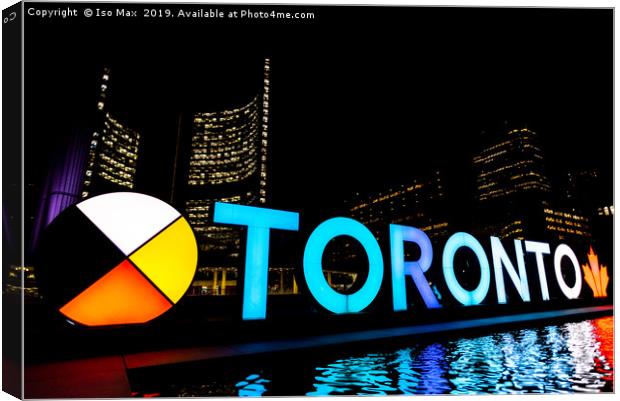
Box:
left=553, top=244, right=582, bottom=299
left=442, top=232, right=490, bottom=306
left=303, top=217, right=384, bottom=314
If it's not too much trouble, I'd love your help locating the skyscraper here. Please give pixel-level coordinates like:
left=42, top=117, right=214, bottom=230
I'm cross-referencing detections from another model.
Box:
left=317, top=170, right=451, bottom=297
left=175, top=58, right=271, bottom=295
left=543, top=206, right=591, bottom=242
left=472, top=126, right=552, bottom=240
left=474, top=127, right=552, bottom=203
left=348, top=170, right=450, bottom=241
left=81, top=67, right=141, bottom=199
left=560, top=168, right=611, bottom=251
left=473, top=125, right=597, bottom=245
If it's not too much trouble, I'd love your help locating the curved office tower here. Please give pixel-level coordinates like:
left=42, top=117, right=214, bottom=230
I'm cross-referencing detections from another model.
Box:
left=182, top=59, right=270, bottom=294
left=82, top=68, right=141, bottom=199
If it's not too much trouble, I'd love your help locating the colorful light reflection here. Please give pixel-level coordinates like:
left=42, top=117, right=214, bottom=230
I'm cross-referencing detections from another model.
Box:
left=306, top=317, right=613, bottom=395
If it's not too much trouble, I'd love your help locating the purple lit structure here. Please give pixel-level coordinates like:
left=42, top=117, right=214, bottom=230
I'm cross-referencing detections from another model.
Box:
left=30, top=133, right=88, bottom=252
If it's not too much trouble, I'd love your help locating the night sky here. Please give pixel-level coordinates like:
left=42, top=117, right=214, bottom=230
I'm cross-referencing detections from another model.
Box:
left=24, top=4, right=613, bottom=225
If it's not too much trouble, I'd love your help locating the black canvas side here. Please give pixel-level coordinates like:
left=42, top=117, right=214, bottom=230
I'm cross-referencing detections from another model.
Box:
left=2, top=1, right=24, bottom=399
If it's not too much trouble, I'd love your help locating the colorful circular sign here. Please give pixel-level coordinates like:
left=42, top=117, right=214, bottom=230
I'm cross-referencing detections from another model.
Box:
left=36, top=192, right=198, bottom=327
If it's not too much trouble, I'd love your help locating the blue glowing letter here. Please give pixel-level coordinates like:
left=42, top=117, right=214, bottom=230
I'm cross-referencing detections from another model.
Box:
left=303, top=217, right=383, bottom=314
left=524, top=241, right=551, bottom=301
left=213, top=202, right=299, bottom=320
left=442, top=232, right=490, bottom=306
left=390, top=224, right=440, bottom=311
left=490, top=237, right=530, bottom=303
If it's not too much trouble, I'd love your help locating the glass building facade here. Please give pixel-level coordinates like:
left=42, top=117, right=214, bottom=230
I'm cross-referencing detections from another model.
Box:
left=348, top=170, right=450, bottom=241
left=474, top=128, right=552, bottom=202
left=543, top=207, right=591, bottom=242
left=82, top=68, right=141, bottom=198
left=326, top=170, right=450, bottom=283
left=181, top=59, right=271, bottom=295
left=472, top=127, right=552, bottom=240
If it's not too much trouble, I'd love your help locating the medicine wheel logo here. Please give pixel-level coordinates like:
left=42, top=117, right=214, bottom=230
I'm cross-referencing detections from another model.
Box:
left=36, top=192, right=198, bottom=327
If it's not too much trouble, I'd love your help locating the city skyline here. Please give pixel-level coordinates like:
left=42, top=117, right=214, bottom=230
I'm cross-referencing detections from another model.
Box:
left=17, top=6, right=613, bottom=298
left=23, top=6, right=612, bottom=215
left=6, top=4, right=613, bottom=398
